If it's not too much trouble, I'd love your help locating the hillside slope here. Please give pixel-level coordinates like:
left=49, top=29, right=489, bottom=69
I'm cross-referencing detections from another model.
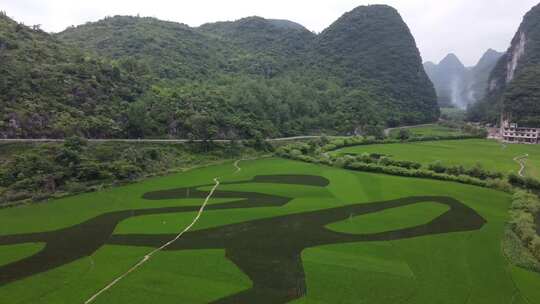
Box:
left=469, top=3, right=540, bottom=126
left=58, top=16, right=237, bottom=80
left=0, top=13, right=145, bottom=138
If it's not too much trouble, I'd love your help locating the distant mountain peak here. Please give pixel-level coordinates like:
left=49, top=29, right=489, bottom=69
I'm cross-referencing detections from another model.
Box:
left=348, top=4, right=399, bottom=14
left=425, top=50, right=501, bottom=109
left=475, top=49, right=503, bottom=70
left=266, top=19, right=308, bottom=31
left=439, top=53, right=465, bottom=68
left=485, top=48, right=500, bottom=54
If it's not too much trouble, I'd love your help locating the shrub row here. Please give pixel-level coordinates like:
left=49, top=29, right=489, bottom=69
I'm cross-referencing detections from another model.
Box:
left=349, top=153, right=422, bottom=170
left=509, top=191, right=540, bottom=261
left=320, top=134, right=484, bottom=152
left=509, top=174, right=540, bottom=192
left=344, top=162, right=490, bottom=187
left=428, top=161, right=503, bottom=180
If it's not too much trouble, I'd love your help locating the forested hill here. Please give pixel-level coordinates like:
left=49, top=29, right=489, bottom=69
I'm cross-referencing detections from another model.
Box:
left=57, top=16, right=239, bottom=80
left=468, top=3, right=540, bottom=126
left=0, top=13, right=146, bottom=138
left=1, top=5, right=439, bottom=139
left=314, top=5, right=439, bottom=124
left=199, top=17, right=314, bottom=63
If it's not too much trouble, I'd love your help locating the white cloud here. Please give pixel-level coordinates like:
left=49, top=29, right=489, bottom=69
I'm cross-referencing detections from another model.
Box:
left=0, top=0, right=538, bottom=65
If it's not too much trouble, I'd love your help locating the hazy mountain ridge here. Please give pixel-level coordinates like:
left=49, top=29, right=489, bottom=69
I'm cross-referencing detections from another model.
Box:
left=467, top=49, right=504, bottom=103
left=424, top=53, right=468, bottom=108
left=424, top=50, right=502, bottom=109
left=1, top=6, right=439, bottom=139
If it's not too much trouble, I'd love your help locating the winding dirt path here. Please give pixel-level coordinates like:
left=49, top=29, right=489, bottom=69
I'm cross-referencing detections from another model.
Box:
left=84, top=177, right=221, bottom=303
left=233, top=157, right=262, bottom=174
left=513, top=154, right=529, bottom=177
left=233, top=160, right=242, bottom=174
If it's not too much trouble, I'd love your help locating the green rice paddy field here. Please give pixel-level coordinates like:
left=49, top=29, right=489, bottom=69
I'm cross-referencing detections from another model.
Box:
left=335, top=139, right=540, bottom=179
left=0, top=158, right=539, bottom=303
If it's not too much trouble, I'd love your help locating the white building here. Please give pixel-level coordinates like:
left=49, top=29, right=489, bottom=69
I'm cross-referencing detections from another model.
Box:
left=501, top=120, right=539, bottom=144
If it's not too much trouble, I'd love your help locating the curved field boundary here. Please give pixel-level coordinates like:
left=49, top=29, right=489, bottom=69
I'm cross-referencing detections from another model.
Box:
left=84, top=177, right=220, bottom=304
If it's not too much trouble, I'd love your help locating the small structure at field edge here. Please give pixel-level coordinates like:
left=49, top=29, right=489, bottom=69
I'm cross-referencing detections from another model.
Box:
left=500, top=120, right=539, bottom=144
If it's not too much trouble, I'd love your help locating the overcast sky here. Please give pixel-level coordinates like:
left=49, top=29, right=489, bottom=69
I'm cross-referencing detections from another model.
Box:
left=1, top=0, right=538, bottom=65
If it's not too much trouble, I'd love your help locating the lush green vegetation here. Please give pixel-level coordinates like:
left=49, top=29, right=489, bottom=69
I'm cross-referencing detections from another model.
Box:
left=0, top=13, right=145, bottom=138
left=0, top=124, right=483, bottom=207
left=508, top=191, right=540, bottom=264
left=0, top=158, right=538, bottom=303
left=0, top=138, right=265, bottom=206
left=1, top=5, right=439, bottom=139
